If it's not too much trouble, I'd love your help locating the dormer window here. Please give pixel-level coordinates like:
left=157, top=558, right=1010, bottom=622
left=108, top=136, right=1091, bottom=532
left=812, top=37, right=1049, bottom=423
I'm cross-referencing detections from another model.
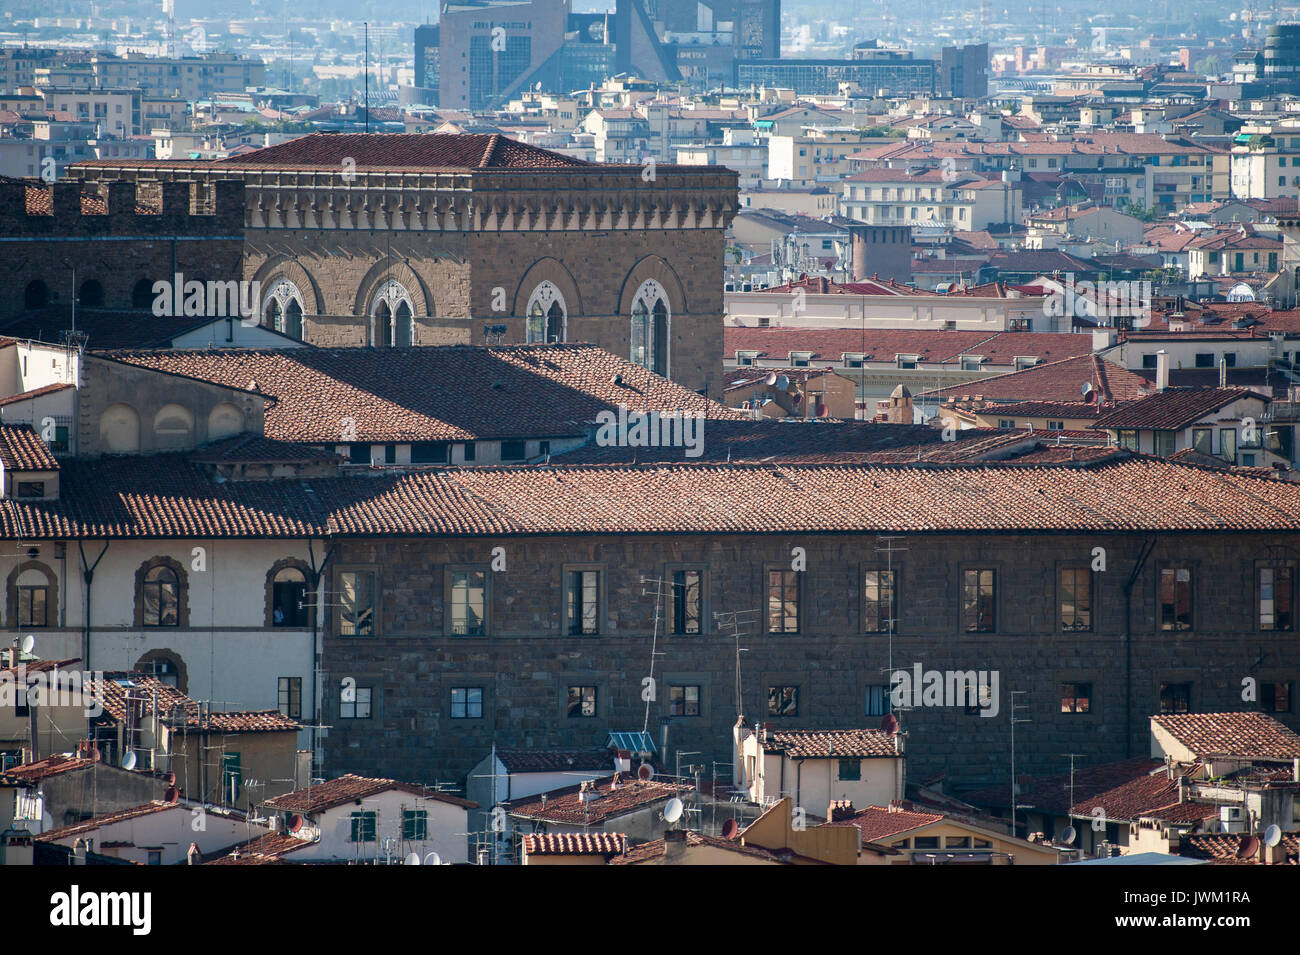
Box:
left=843, top=353, right=865, bottom=368
left=789, top=351, right=812, bottom=367
left=896, top=354, right=920, bottom=370
left=1013, top=356, right=1039, bottom=371
left=960, top=356, right=984, bottom=372
left=736, top=350, right=759, bottom=367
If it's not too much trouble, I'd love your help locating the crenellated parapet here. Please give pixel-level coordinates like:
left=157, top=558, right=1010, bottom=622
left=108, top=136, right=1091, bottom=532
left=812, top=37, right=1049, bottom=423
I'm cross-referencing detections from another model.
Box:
left=0, top=175, right=245, bottom=237
left=68, top=161, right=738, bottom=235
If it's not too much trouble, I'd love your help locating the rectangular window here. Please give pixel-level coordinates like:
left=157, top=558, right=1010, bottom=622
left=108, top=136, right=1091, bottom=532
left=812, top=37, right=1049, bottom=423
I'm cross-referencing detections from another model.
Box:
left=863, top=569, right=897, bottom=633
left=1118, top=430, right=1139, bottom=452
left=1059, top=568, right=1092, bottom=631
left=15, top=482, right=44, bottom=498
left=672, top=570, right=703, bottom=635
left=410, top=441, right=449, bottom=464
left=450, top=686, right=483, bottom=719
left=402, top=809, right=428, bottom=841
left=865, top=684, right=893, bottom=717
left=1159, top=568, right=1192, bottom=631
left=1262, top=682, right=1292, bottom=714
left=1223, top=353, right=1236, bottom=368
left=449, top=570, right=487, bottom=636
left=1060, top=682, right=1092, bottom=713
left=997, top=419, right=1015, bottom=429
left=221, top=752, right=241, bottom=802
left=338, top=571, right=375, bottom=636
left=350, top=811, right=377, bottom=842
left=500, top=440, right=527, bottom=461
left=567, top=685, right=597, bottom=718
left=668, top=684, right=700, bottom=716
left=1154, top=431, right=1175, bottom=457
left=838, top=759, right=861, bottom=781
left=277, top=676, right=301, bottom=720
left=1260, top=567, right=1294, bottom=631
left=914, top=836, right=940, bottom=849
left=1195, top=353, right=1214, bottom=369
left=272, top=572, right=308, bottom=627
left=1142, top=354, right=1158, bottom=369
left=1159, top=682, right=1191, bottom=714
left=767, top=569, right=800, bottom=633
left=1192, top=428, right=1212, bottom=454
left=566, top=570, right=600, bottom=635
left=17, top=586, right=47, bottom=628
left=340, top=685, right=372, bottom=719
left=1220, top=428, right=1236, bottom=462
left=768, top=685, right=798, bottom=716
left=962, top=569, right=996, bottom=633
left=1047, top=420, right=1064, bottom=431
left=462, top=442, right=477, bottom=462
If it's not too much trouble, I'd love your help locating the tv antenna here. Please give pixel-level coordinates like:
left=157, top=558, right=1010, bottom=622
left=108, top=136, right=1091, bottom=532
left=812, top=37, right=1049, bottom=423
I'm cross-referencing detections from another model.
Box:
left=713, top=609, right=758, bottom=718
left=1010, top=690, right=1033, bottom=838
left=640, top=575, right=671, bottom=735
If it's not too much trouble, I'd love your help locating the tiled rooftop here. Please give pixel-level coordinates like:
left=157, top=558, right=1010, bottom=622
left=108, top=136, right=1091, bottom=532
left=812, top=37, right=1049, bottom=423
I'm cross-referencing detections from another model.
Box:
left=106, top=344, right=742, bottom=443
left=1092, top=388, right=1262, bottom=431
left=505, top=776, right=686, bottom=826
left=266, top=774, right=476, bottom=814
left=211, top=132, right=590, bottom=170
left=924, top=354, right=1154, bottom=405
left=495, top=749, right=613, bottom=773
left=824, top=804, right=945, bottom=842
left=521, top=832, right=627, bottom=856
left=725, top=328, right=1093, bottom=368
left=0, top=424, right=59, bottom=471
left=1153, top=712, right=1300, bottom=761
left=760, top=728, right=899, bottom=759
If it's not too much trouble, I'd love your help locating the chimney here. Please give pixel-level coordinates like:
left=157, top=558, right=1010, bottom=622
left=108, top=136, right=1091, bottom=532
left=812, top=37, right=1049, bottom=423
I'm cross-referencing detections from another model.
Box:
left=829, top=799, right=856, bottom=822
left=664, top=828, right=688, bottom=860
left=1219, top=358, right=1227, bottom=388
left=1155, top=350, right=1169, bottom=392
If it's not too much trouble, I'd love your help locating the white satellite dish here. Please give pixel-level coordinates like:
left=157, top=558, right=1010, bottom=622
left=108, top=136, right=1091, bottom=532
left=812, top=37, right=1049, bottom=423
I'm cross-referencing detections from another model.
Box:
left=774, top=374, right=790, bottom=391
left=663, top=797, right=683, bottom=823
left=20, top=634, right=35, bottom=654
left=404, top=852, right=421, bottom=865
left=425, top=851, right=442, bottom=866
left=121, top=750, right=137, bottom=771
left=764, top=371, right=778, bottom=386
left=1061, top=825, right=1077, bottom=845
left=1264, top=824, right=1283, bottom=848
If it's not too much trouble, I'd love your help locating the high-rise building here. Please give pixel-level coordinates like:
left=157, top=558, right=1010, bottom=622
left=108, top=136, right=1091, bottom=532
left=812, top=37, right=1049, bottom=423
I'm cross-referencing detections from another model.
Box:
left=739, top=43, right=936, bottom=97
left=414, top=23, right=440, bottom=101
left=439, top=0, right=570, bottom=111
left=941, top=43, right=988, bottom=99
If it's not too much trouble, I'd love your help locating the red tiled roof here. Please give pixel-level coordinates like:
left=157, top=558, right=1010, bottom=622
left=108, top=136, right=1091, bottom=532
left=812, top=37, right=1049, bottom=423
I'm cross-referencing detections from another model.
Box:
left=94, top=673, right=300, bottom=732
left=36, top=801, right=177, bottom=842
left=1070, top=771, right=1183, bottom=822
left=204, top=831, right=309, bottom=865
left=760, top=728, right=898, bottom=759
left=726, top=328, right=1093, bottom=367
left=826, top=804, right=944, bottom=841
left=977, top=400, right=1105, bottom=419
left=522, top=832, right=627, bottom=856
left=107, top=344, right=743, bottom=443
left=0, top=424, right=59, bottom=471
left=198, top=710, right=301, bottom=733
left=211, top=133, right=589, bottom=170
left=924, top=354, right=1154, bottom=404
left=0, top=382, right=75, bottom=408
left=187, top=434, right=344, bottom=465
left=265, top=774, right=476, bottom=813
left=0, top=753, right=93, bottom=783
left=1179, top=832, right=1299, bottom=865
left=1091, top=388, right=1262, bottom=431
left=505, top=776, right=686, bottom=826
left=1152, top=712, right=1300, bottom=761
left=964, top=757, right=1163, bottom=814
left=607, top=830, right=793, bottom=864
left=1, top=308, right=253, bottom=350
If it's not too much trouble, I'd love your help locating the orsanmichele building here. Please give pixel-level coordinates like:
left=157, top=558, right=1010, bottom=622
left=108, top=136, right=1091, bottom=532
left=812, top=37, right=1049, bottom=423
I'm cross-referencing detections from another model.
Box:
left=71, top=133, right=739, bottom=396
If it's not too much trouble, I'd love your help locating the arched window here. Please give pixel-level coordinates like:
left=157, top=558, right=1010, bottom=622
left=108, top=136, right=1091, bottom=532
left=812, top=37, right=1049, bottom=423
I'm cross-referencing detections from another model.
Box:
left=134, top=649, right=187, bottom=693
left=132, top=278, right=154, bottom=309
left=78, top=279, right=105, bottom=308
left=7, top=562, right=57, bottom=630
left=262, top=279, right=305, bottom=340
left=630, top=279, right=670, bottom=375
left=24, top=280, right=49, bottom=310
left=371, top=280, right=413, bottom=347
left=526, top=282, right=567, bottom=344
left=271, top=566, right=310, bottom=627
left=142, top=565, right=180, bottom=627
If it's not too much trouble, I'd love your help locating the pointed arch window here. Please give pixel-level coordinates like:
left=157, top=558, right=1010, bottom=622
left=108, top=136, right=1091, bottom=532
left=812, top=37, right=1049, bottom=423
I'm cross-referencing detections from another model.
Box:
left=262, top=279, right=304, bottom=339
left=630, top=279, right=670, bottom=376
left=526, top=281, right=567, bottom=344
left=371, top=280, right=414, bottom=347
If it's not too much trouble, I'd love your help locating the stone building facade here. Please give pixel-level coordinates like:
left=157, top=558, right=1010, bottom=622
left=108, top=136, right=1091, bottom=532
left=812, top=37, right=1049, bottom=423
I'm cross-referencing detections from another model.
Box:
left=0, top=177, right=244, bottom=323
left=319, top=529, right=1300, bottom=799
left=69, top=134, right=740, bottom=397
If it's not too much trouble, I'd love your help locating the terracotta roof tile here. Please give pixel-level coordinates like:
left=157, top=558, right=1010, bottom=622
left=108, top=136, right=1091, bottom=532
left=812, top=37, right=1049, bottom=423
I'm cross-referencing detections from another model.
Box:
left=760, top=728, right=899, bottom=759
left=505, top=776, right=686, bottom=826
left=0, top=753, right=94, bottom=783
left=726, top=328, right=1092, bottom=368
left=266, top=774, right=476, bottom=814
left=964, top=757, right=1163, bottom=814
left=1180, top=832, right=1299, bottom=865
left=1153, top=712, right=1300, bottom=761
left=107, top=344, right=742, bottom=443
left=1092, top=388, right=1262, bottom=431
left=924, top=354, right=1155, bottom=404
left=0, top=424, right=59, bottom=471
left=607, top=830, right=793, bottom=864
left=522, top=832, right=627, bottom=856
left=203, top=831, right=310, bottom=865
left=825, top=804, right=945, bottom=841
left=36, top=801, right=177, bottom=841
left=210, top=132, right=589, bottom=170
left=495, top=749, right=613, bottom=773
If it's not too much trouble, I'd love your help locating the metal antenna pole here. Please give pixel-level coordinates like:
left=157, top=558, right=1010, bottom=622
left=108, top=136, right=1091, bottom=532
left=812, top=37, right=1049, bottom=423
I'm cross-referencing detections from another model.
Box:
left=640, top=576, right=671, bottom=735
left=1010, top=690, right=1032, bottom=838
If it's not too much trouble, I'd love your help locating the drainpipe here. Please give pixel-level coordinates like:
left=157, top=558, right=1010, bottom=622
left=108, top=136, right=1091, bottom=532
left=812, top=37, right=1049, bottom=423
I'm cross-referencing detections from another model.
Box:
left=77, top=540, right=109, bottom=754
left=1122, top=537, right=1158, bottom=758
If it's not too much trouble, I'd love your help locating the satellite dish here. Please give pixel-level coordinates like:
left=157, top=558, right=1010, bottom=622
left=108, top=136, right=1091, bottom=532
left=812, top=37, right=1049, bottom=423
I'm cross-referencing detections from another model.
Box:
left=663, top=797, right=684, bottom=823
left=721, top=818, right=740, bottom=839
left=1237, top=835, right=1259, bottom=859
left=425, top=851, right=442, bottom=866
left=1264, top=824, right=1283, bottom=848
left=637, top=762, right=654, bottom=781
left=20, top=634, right=35, bottom=654
left=1061, top=825, right=1077, bottom=845
left=880, top=712, right=899, bottom=735
left=774, top=374, right=790, bottom=391
left=289, top=813, right=304, bottom=832
left=764, top=371, right=778, bottom=386
left=163, top=786, right=179, bottom=803
left=405, top=852, right=421, bottom=865
left=1080, top=382, right=1094, bottom=398
left=120, top=750, right=137, bottom=771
